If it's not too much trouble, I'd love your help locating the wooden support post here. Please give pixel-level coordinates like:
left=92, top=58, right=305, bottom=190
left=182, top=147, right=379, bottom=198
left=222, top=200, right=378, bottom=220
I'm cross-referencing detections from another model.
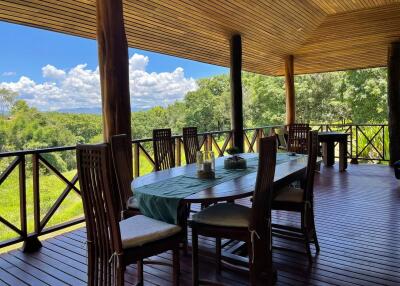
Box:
left=284, top=55, right=296, bottom=125
left=230, top=34, right=244, bottom=153
left=96, top=0, right=132, bottom=167
left=24, top=154, right=42, bottom=252
left=388, top=42, right=400, bottom=165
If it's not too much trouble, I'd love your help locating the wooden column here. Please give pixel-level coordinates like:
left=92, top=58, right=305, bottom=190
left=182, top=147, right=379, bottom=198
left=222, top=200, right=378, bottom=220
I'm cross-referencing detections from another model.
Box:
left=284, top=55, right=295, bottom=125
left=96, top=0, right=131, bottom=142
left=230, top=34, right=244, bottom=153
left=388, top=42, right=400, bottom=165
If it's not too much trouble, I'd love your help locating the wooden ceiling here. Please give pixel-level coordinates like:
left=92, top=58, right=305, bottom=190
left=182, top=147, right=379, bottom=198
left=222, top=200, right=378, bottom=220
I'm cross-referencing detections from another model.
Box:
left=1, top=0, right=400, bottom=76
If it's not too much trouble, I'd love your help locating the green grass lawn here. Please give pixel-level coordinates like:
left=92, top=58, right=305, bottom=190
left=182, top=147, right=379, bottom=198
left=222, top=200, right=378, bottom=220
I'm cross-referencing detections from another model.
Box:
left=0, top=137, right=236, bottom=242
left=0, top=169, right=83, bottom=242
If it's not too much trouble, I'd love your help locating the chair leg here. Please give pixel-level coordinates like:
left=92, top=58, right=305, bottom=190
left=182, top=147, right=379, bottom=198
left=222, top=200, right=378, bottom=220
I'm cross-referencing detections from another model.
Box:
left=304, top=230, right=313, bottom=264
left=137, top=259, right=144, bottom=286
left=215, top=238, right=222, bottom=274
left=116, top=262, right=125, bottom=286
left=191, top=226, right=199, bottom=286
left=310, top=209, right=320, bottom=253
left=302, top=211, right=313, bottom=264
left=173, top=248, right=180, bottom=286
left=87, top=246, right=95, bottom=286
left=247, top=242, right=257, bottom=286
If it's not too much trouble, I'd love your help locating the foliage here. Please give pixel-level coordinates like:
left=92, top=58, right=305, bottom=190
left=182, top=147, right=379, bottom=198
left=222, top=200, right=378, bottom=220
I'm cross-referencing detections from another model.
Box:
left=0, top=67, right=391, bottom=242
left=0, top=67, right=389, bottom=163
left=0, top=88, right=18, bottom=116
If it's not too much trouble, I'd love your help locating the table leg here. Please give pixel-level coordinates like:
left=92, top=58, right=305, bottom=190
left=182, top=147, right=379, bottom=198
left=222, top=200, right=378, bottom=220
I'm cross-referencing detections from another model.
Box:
left=322, top=142, right=335, bottom=166
left=339, top=140, right=348, bottom=171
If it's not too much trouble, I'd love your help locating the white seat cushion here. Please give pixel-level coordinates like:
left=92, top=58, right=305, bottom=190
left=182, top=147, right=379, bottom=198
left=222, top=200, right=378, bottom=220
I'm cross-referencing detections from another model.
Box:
left=192, top=203, right=251, bottom=228
left=119, top=215, right=181, bottom=249
left=274, top=186, right=304, bottom=203
left=126, top=196, right=139, bottom=209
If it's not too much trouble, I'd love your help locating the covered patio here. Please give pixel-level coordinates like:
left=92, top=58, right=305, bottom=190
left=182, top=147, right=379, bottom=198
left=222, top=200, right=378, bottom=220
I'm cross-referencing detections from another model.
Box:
left=0, top=1, right=400, bottom=286
left=0, top=164, right=399, bottom=285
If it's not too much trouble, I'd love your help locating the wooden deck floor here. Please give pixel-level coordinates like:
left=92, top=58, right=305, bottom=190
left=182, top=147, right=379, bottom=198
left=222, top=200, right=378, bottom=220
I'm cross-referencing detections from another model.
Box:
left=0, top=164, right=399, bottom=286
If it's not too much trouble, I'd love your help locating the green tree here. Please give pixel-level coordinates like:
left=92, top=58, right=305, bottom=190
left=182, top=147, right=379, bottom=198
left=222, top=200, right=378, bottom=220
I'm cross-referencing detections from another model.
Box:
left=0, top=88, right=18, bottom=116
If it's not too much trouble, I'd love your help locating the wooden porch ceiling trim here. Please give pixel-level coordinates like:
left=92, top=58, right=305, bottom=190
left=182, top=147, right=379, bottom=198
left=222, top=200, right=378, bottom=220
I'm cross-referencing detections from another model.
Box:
left=0, top=0, right=400, bottom=76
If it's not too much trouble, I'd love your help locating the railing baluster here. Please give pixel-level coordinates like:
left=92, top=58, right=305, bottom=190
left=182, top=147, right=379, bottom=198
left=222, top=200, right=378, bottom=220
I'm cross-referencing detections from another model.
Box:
left=32, top=154, right=40, bottom=236
left=175, top=137, right=181, bottom=166
left=19, top=155, right=27, bottom=239
left=133, top=142, right=140, bottom=178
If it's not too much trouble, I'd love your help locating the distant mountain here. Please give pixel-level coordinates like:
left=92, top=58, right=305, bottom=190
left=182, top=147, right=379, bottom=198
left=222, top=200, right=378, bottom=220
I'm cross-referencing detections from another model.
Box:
left=56, top=106, right=149, bottom=114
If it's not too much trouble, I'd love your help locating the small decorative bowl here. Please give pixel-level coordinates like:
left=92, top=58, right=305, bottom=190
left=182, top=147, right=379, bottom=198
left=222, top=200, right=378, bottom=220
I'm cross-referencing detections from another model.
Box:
left=224, top=156, right=247, bottom=170
left=197, top=170, right=215, bottom=179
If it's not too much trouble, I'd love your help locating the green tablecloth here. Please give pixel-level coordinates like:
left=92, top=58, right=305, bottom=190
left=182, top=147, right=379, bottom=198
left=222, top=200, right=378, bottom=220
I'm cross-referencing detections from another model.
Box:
left=134, top=153, right=302, bottom=224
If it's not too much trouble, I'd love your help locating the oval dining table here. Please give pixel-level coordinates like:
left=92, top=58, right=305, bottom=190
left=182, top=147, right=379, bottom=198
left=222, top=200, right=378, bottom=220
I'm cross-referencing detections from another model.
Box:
left=132, top=153, right=310, bottom=205
left=130, top=152, right=315, bottom=282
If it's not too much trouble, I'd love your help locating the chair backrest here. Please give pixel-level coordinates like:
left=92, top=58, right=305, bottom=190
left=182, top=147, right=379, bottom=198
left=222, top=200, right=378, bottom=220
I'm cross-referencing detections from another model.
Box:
left=111, top=134, right=133, bottom=218
left=250, top=136, right=276, bottom=235
left=182, top=127, right=200, bottom=164
left=153, top=128, right=175, bottom=171
left=76, top=144, right=123, bottom=285
left=272, top=127, right=287, bottom=150
left=287, top=123, right=310, bottom=154
left=303, top=131, right=319, bottom=203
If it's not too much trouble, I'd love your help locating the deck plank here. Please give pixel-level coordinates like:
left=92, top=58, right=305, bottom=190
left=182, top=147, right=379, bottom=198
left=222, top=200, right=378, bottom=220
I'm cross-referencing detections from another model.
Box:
left=0, top=164, right=399, bottom=285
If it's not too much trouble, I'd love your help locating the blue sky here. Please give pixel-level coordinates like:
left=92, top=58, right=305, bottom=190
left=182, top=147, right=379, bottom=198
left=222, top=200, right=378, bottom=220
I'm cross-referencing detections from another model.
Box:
left=0, top=22, right=227, bottom=82
left=0, top=22, right=228, bottom=111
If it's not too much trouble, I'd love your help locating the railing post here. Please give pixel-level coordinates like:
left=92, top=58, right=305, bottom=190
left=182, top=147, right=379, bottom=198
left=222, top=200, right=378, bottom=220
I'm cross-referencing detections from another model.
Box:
left=207, top=134, right=213, bottom=152
left=175, top=138, right=181, bottom=166
left=351, top=125, right=359, bottom=164
left=19, top=156, right=27, bottom=240
left=23, top=154, right=42, bottom=252
left=133, top=142, right=140, bottom=178
left=256, top=128, right=263, bottom=153
left=228, top=131, right=233, bottom=150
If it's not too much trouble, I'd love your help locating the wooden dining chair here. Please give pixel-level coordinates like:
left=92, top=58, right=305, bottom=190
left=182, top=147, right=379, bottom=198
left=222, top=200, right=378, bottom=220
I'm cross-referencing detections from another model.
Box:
left=272, top=130, right=320, bottom=263
left=153, top=128, right=175, bottom=171
left=190, top=136, right=277, bottom=286
left=287, top=123, right=310, bottom=154
left=182, top=127, right=200, bottom=164
left=77, top=143, right=182, bottom=286
left=272, top=127, right=288, bottom=150
left=111, top=134, right=140, bottom=220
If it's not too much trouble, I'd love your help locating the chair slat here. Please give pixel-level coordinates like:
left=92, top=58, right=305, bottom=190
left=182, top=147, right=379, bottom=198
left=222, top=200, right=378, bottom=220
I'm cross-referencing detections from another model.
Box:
left=153, top=129, right=175, bottom=171
left=182, top=127, right=200, bottom=164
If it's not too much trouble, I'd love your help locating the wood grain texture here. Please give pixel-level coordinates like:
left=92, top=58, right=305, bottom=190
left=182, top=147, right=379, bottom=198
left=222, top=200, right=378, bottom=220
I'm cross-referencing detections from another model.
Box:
left=96, top=0, right=131, bottom=142
left=284, top=56, right=295, bottom=125
left=1, top=1, right=400, bottom=75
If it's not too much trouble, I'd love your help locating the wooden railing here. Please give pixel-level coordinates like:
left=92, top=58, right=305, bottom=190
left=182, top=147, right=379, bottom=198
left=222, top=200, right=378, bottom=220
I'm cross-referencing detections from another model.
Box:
left=310, top=124, right=389, bottom=163
left=0, top=124, right=389, bottom=250
left=0, top=146, right=82, bottom=251
left=131, top=127, right=277, bottom=177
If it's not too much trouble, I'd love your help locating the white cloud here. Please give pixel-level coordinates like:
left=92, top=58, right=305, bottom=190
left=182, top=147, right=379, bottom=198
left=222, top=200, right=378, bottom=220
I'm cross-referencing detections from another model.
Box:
left=2, top=71, right=16, bottom=76
left=0, top=53, right=197, bottom=111
left=42, top=65, right=66, bottom=79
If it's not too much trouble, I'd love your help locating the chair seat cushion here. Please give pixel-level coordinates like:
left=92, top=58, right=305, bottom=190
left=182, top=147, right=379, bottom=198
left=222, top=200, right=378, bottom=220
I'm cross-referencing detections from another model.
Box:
left=126, top=196, right=139, bottom=209
left=192, top=203, right=251, bottom=228
left=273, top=186, right=304, bottom=203
left=119, top=215, right=181, bottom=249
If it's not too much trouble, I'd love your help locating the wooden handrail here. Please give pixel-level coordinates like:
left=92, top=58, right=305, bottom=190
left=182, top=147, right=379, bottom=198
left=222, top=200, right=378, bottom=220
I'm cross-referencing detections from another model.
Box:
left=0, top=123, right=390, bottom=251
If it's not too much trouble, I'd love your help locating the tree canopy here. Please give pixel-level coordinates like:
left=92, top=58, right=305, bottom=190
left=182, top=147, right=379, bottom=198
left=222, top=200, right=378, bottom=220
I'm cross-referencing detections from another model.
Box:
left=0, top=67, right=388, bottom=157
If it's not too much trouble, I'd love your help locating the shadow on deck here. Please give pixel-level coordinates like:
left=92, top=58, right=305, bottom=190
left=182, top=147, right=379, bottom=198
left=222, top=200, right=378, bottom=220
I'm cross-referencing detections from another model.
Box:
left=0, top=164, right=399, bottom=286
